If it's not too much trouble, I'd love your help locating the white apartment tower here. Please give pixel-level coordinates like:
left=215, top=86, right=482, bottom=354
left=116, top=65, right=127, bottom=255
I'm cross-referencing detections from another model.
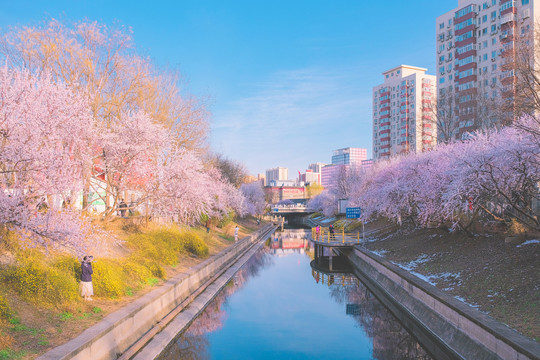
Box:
left=436, top=0, right=539, bottom=141
left=265, top=167, right=288, bottom=186
left=372, top=65, right=437, bottom=161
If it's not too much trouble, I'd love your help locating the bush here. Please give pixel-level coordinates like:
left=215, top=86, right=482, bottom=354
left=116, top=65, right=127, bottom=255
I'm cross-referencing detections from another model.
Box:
left=217, top=211, right=235, bottom=229
left=0, top=295, right=12, bottom=321
left=127, top=231, right=179, bottom=266
left=2, top=256, right=79, bottom=306
left=508, top=218, right=527, bottom=235
left=129, top=255, right=165, bottom=279
left=181, top=232, right=209, bottom=257
left=122, top=258, right=153, bottom=288
left=92, top=259, right=124, bottom=298
left=52, top=255, right=81, bottom=281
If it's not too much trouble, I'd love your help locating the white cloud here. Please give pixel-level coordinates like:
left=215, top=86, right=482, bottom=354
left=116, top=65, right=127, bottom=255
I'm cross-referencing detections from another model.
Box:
left=211, top=66, right=373, bottom=175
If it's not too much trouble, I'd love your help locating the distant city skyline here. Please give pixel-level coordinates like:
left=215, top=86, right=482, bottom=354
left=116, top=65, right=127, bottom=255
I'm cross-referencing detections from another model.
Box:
left=0, top=0, right=455, bottom=177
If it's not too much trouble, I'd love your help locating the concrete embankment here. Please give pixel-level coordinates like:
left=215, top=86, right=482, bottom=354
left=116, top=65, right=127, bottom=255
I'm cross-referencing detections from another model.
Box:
left=38, top=224, right=276, bottom=360
left=343, top=246, right=540, bottom=360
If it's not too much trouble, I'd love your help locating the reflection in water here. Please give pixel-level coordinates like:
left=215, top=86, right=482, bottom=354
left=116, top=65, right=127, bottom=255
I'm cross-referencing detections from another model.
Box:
left=158, top=230, right=432, bottom=360
left=329, top=286, right=432, bottom=360
left=158, top=244, right=274, bottom=360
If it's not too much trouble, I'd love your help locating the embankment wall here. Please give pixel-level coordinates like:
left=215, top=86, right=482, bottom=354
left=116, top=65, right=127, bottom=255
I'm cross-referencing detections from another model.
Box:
left=38, top=224, right=275, bottom=360
left=344, top=247, right=540, bottom=360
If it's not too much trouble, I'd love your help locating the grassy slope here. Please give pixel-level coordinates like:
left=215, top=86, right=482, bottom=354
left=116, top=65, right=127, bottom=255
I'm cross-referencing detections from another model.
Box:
left=0, top=217, right=260, bottom=360
left=363, top=220, right=540, bottom=342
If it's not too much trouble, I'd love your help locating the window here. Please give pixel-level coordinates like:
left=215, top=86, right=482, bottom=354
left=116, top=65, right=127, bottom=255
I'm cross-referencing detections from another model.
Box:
left=491, top=11, right=497, bottom=20
left=492, top=64, right=497, bottom=71
left=457, top=43, right=475, bottom=54
left=491, top=25, right=497, bottom=32
left=501, top=1, right=514, bottom=11
left=456, top=30, right=473, bottom=42
left=439, top=23, right=445, bottom=29
left=522, top=0, right=529, bottom=4
left=483, top=54, right=488, bottom=61
left=456, top=18, right=475, bottom=30
left=482, top=15, right=487, bottom=23
left=482, top=28, right=488, bottom=35
left=483, top=40, right=488, bottom=49
left=456, top=4, right=475, bottom=18
left=440, top=77, right=446, bottom=84
left=458, top=55, right=475, bottom=66
left=492, top=38, right=497, bottom=45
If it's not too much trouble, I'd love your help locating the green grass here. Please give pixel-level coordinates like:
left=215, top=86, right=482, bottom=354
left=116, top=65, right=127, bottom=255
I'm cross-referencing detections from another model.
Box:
left=219, top=234, right=234, bottom=242
left=0, top=349, right=26, bottom=360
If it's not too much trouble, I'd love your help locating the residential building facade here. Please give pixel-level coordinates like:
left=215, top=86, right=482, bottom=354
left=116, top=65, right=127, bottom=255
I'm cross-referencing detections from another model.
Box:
left=265, top=167, right=288, bottom=186
left=436, top=0, right=539, bottom=140
left=372, top=65, right=437, bottom=161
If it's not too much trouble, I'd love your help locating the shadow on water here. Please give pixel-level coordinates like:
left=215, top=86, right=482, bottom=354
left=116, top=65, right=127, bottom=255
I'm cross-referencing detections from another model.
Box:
left=157, top=228, right=433, bottom=360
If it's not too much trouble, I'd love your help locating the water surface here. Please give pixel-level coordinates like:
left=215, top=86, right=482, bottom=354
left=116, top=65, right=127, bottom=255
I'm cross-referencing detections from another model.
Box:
left=158, top=230, right=432, bottom=360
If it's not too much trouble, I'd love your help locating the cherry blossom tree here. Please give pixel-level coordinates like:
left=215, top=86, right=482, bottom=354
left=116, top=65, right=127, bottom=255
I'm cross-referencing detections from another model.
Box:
left=239, top=181, right=266, bottom=217
left=0, top=66, right=94, bottom=250
left=149, top=149, right=245, bottom=224
left=325, top=122, right=540, bottom=232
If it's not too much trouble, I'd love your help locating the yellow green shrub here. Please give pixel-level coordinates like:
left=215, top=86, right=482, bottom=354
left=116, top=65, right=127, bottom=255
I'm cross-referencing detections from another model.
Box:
left=52, top=255, right=81, bottom=280
left=92, top=259, right=124, bottom=298
left=0, top=294, right=12, bottom=320
left=130, top=256, right=165, bottom=279
left=122, top=258, right=153, bottom=288
left=1, top=258, right=79, bottom=306
left=181, top=232, right=209, bottom=257
left=127, top=232, right=179, bottom=266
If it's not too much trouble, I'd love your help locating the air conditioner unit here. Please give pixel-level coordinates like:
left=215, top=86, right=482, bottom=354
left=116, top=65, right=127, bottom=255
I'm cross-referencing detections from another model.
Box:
left=523, top=9, right=530, bottom=19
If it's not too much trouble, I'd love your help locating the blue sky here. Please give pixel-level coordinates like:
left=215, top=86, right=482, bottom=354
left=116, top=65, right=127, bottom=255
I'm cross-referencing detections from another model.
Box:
left=0, top=0, right=456, bottom=177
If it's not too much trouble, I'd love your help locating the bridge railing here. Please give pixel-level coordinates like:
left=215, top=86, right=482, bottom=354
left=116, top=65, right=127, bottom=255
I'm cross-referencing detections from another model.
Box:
left=311, top=227, right=362, bottom=245
left=312, top=269, right=359, bottom=286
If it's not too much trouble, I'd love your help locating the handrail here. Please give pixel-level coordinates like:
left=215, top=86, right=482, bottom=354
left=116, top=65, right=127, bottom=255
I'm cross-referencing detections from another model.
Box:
left=311, top=227, right=363, bottom=245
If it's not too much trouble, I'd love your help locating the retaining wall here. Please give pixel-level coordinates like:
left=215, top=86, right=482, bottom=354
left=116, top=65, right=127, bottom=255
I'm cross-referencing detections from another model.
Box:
left=38, top=224, right=275, bottom=360
left=344, top=247, right=540, bottom=360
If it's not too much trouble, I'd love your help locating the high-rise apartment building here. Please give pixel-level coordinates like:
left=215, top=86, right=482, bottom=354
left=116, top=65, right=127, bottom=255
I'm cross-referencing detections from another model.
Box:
left=265, top=167, right=288, bottom=186
left=331, top=147, right=368, bottom=165
left=372, top=65, right=437, bottom=161
left=436, top=0, right=539, bottom=140
left=320, top=147, right=369, bottom=188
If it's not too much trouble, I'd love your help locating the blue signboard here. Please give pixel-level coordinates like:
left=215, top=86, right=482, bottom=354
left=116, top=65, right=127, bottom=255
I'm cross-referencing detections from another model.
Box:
left=346, top=207, right=361, bottom=219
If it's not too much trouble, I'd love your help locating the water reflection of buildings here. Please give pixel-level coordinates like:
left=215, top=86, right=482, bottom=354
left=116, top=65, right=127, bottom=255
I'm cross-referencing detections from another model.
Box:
left=159, top=230, right=432, bottom=360
left=329, top=284, right=433, bottom=359
left=270, top=230, right=311, bottom=256
left=309, top=242, right=432, bottom=359
left=157, top=246, right=274, bottom=360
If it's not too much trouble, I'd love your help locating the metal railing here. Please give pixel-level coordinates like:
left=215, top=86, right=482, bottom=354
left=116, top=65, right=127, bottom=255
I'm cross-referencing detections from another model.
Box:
left=311, top=227, right=363, bottom=245
left=311, top=269, right=359, bottom=286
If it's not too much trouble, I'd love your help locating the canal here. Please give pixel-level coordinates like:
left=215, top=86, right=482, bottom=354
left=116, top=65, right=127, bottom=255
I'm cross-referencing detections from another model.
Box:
left=157, top=229, right=433, bottom=360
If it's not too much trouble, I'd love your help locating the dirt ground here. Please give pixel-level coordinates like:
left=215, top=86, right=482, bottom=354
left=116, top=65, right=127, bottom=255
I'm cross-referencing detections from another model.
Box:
left=0, top=217, right=261, bottom=359
left=363, top=219, right=540, bottom=342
